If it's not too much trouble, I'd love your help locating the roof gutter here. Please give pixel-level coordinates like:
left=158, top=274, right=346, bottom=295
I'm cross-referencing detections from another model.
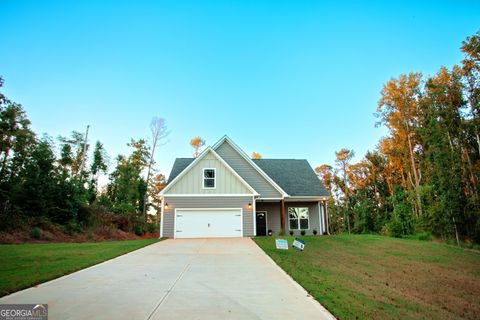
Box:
left=284, top=196, right=329, bottom=202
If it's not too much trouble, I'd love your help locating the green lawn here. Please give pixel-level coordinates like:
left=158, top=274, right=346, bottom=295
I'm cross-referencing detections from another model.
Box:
left=254, top=234, right=480, bottom=320
left=0, top=238, right=160, bottom=297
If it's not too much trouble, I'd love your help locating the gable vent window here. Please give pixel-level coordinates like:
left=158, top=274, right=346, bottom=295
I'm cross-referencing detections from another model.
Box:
left=203, top=168, right=216, bottom=189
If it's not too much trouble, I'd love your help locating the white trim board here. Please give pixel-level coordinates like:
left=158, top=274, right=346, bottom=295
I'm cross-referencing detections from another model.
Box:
left=162, top=194, right=256, bottom=197
left=202, top=167, right=216, bottom=190
left=288, top=196, right=330, bottom=198
left=174, top=208, right=245, bottom=211
left=252, top=195, right=256, bottom=236
left=286, top=206, right=311, bottom=231
left=161, top=147, right=259, bottom=196
left=285, top=196, right=329, bottom=201
left=160, top=200, right=165, bottom=238
left=212, top=135, right=289, bottom=198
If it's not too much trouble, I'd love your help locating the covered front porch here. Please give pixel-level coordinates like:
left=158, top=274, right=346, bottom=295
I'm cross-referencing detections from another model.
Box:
left=254, top=199, right=329, bottom=236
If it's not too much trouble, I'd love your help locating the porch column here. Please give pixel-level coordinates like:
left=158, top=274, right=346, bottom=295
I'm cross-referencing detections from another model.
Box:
left=252, top=196, right=256, bottom=236
left=318, top=201, right=323, bottom=234
left=323, top=200, right=329, bottom=235
left=280, top=199, right=286, bottom=233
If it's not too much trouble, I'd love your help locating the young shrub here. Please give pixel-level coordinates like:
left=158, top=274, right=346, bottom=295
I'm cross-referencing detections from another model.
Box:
left=300, top=230, right=306, bottom=236
left=313, top=229, right=318, bottom=235
left=380, top=224, right=390, bottom=236
left=388, top=218, right=404, bottom=238
left=146, top=223, right=158, bottom=234
left=417, top=231, right=433, bottom=241
left=31, top=227, right=42, bottom=239
left=64, top=220, right=83, bottom=236
left=134, top=225, right=145, bottom=236
left=77, top=205, right=95, bottom=228
left=289, top=230, right=294, bottom=236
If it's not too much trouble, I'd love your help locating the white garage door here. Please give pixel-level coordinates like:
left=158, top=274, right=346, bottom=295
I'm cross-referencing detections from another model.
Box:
left=175, top=209, right=242, bottom=238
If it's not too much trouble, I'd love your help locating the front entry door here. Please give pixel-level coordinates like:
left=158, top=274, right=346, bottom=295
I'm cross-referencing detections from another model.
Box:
left=256, top=211, right=267, bottom=236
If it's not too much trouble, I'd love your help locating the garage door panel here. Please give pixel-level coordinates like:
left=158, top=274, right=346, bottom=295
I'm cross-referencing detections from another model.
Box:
left=175, top=209, right=242, bottom=238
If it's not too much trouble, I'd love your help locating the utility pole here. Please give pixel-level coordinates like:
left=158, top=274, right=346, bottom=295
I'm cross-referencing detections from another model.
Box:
left=78, top=125, right=90, bottom=179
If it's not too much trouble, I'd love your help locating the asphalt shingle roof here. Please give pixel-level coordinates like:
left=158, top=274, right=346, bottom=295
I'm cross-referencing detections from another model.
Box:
left=167, top=158, right=194, bottom=183
left=253, top=159, right=329, bottom=197
left=167, top=157, right=329, bottom=197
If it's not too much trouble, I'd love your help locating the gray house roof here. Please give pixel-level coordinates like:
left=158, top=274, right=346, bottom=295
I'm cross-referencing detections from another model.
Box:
left=253, top=159, right=329, bottom=197
left=167, top=158, right=194, bottom=183
left=167, top=157, right=329, bottom=197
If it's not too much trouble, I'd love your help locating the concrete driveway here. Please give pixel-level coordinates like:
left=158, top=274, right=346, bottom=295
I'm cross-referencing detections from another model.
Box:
left=0, top=238, right=335, bottom=319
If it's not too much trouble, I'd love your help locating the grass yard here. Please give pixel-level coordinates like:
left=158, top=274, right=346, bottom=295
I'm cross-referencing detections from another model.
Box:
left=0, top=238, right=160, bottom=297
left=254, top=234, right=480, bottom=320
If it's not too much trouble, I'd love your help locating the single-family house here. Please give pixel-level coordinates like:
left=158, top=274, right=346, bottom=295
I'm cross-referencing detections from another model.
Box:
left=159, top=136, right=330, bottom=238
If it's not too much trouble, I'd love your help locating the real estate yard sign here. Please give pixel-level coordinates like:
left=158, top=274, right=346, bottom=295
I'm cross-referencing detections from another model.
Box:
left=292, top=238, right=305, bottom=251
left=275, top=239, right=288, bottom=250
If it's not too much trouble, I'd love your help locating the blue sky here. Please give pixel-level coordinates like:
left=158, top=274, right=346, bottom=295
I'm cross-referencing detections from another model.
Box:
left=1, top=1, right=479, bottom=176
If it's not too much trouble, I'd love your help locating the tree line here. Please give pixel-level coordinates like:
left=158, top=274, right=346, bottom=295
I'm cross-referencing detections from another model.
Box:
left=0, top=81, right=168, bottom=237
left=2, top=32, right=479, bottom=243
left=316, top=31, right=480, bottom=244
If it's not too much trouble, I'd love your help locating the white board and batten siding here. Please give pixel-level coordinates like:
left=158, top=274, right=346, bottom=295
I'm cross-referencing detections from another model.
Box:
left=167, top=152, right=252, bottom=194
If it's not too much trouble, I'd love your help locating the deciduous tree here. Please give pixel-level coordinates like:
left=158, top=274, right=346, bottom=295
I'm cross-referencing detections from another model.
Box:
left=335, top=148, right=355, bottom=234
left=190, top=137, right=205, bottom=158
left=377, top=73, right=424, bottom=216
left=251, top=152, right=262, bottom=159
left=142, top=118, right=169, bottom=222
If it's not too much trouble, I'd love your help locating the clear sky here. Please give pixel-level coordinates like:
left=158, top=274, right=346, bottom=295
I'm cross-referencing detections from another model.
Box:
left=1, top=1, right=479, bottom=177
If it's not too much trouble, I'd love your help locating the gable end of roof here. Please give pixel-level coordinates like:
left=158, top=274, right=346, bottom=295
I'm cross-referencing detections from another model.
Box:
left=161, top=148, right=258, bottom=195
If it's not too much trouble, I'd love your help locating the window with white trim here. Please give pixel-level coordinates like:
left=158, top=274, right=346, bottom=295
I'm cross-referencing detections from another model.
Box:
left=288, top=207, right=309, bottom=230
left=203, top=168, right=216, bottom=189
